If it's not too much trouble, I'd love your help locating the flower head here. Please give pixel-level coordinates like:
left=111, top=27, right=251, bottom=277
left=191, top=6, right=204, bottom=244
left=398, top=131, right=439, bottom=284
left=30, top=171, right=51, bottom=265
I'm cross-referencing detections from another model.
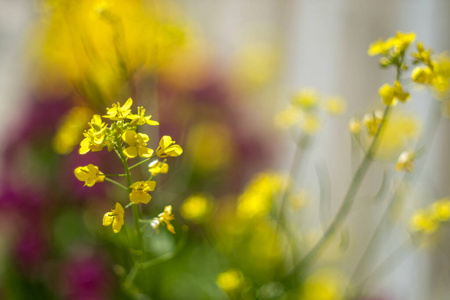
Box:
left=321, top=97, right=346, bottom=115
left=368, top=38, right=395, bottom=56
left=103, top=98, right=133, bottom=121
left=379, top=80, right=410, bottom=106
left=74, top=164, right=105, bottom=187
left=291, top=88, right=319, bottom=110
left=148, top=160, right=169, bottom=177
left=432, top=198, right=450, bottom=222
left=410, top=209, right=438, bottom=234
left=349, top=117, right=361, bottom=134
left=103, top=203, right=124, bottom=233
left=129, top=181, right=156, bottom=204
left=395, top=150, right=415, bottom=172
left=362, top=110, right=383, bottom=135
left=216, top=269, right=244, bottom=293
left=151, top=205, right=175, bottom=234
left=181, top=194, right=211, bottom=222
left=127, top=106, right=159, bottom=126
left=79, top=115, right=108, bottom=154
left=156, top=136, right=183, bottom=157
left=122, top=130, right=154, bottom=159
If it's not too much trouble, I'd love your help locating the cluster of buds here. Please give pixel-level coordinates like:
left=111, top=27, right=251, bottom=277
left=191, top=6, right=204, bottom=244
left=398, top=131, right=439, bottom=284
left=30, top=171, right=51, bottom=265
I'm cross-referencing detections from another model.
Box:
left=74, top=98, right=182, bottom=234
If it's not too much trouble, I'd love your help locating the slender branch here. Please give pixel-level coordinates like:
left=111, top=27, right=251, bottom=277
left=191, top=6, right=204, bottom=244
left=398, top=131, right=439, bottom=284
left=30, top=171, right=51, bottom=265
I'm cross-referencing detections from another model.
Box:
left=129, top=156, right=157, bottom=170
left=104, top=177, right=129, bottom=191
left=103, top=173, right=127, bottom=177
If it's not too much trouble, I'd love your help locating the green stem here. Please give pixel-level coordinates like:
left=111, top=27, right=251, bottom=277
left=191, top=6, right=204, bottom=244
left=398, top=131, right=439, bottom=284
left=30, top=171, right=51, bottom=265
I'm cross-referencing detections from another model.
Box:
left=283, top=105, right=392, bottom=285
left=129, top=156, right=157, bottom=170
left=103, top=173, right=127, bottom=177
left=104, top=177, right=129, bottom=191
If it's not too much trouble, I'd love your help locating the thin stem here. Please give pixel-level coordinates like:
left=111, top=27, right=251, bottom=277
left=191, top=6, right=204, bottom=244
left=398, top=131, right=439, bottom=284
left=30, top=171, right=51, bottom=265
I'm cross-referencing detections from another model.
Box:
left=129, top=156, right=157, bottom=170
left=103, top=173, right=127, bottom=177
left=283, top=105, right=392, bottom=286
left=104, top=177, right=129, bottom=191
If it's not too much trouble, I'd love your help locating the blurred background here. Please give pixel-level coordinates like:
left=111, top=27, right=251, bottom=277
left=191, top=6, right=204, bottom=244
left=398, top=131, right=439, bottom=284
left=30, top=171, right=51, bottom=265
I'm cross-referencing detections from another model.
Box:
left=1, top=0, right=450, bottom=299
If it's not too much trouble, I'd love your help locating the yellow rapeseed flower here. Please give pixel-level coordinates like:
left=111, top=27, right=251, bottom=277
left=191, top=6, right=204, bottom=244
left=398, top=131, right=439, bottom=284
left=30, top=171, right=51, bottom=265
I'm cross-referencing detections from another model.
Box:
left=127, top=106, right=159, bottom=126
left=432, top=198, right=450, bottom=222
left=156, top=136, right=183, bottom=157
left=348, top=117, right=361, bottom=134
left=79, top=115, right=108, bottom=154
left=151, top=205, right=175, bottom=234
left=368, top=38, right=395, bottom=56
left=103, top=202, right=124, bottom=233
left=103, top=98, right=133, bottom=120
left=148, top=160, right=169, bottom=177
left=395, top=150, right=415, bottom=172
left=292, top=88, right=319, bottom=109
left=301, top=113, right=321, bottom=135
left=181, top=194, right=211, bottom=222
left=410, top=209, right=438, bottom=234
left=391, top=32, right=416, bottom=53
left=379, top=80, right=410, bottom=106
left=411, top=67, right=434, bottom=84
left=321, top=97, right=346, bottom=115
left=129, top=181, right=156, bottom=204
left=411, top=42, right=433, bottom=66
left=74, top=164, right=105, bottom=187
left=216, top=269, right=243, bottom=293
left=122, top=130, right=154, bottom=159
left=362, top=110, right=383, bottom=136
left=274, top=106, right=300, bottom=129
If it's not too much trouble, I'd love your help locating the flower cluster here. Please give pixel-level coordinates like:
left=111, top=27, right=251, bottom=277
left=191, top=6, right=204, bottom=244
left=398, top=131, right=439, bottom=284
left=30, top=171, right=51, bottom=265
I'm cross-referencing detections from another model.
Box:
left=274, top=88, right=346, bottom=135
left=410, top=198, right=450, bottom=234
left=74, top=98, right=182, bottom=234
left=411, top=42, right=450, bottom=97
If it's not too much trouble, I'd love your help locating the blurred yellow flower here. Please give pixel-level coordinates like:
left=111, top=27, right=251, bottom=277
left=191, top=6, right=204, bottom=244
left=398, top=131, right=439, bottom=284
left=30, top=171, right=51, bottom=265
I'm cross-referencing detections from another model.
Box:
left=391, top=32, right=416, bottom=53
left=53, top=106, right=93, bottom=154
left=411, top=42, right=432, bottom=65
left=301, top=113, right=321, bottom=135
left=122, top=130, right=154, bottom=159
left=301, top=270, right=343, bottom=300
left=362, top=110, right=383, bottom=136
left=181, top=194, right=211, bottom=222
left=321, top=97, right=347, bottom=115
left=368, top=38, right=395, bottom=56
left=395, top=150, right=415, bottom=172
left=129, top=181, right=156, bottom=204
left=103, top=202, right=124, bottom=234
left=348, top=117, right=361, bottom=134
left=410, top=209, right=438, bottom=234
left=274, top=106, right=300, bottom=129
left=411, top=67, right=434, bottom=84
left=292, top=88, right=319, bottom=110
left=151, top=205, right=175, bottom=234
left=237, top=172, right=285, bottom=219
left=432, top=198, right=450, bottom=222
left=156, top=136, right=183, bottom=158
left=148, top=160, right=169, bottom=177
left=74, top=164, right=105, bottom=187
left=216, top=269, right=243, bottom=293
left=379, top=80, right=410, bottom=106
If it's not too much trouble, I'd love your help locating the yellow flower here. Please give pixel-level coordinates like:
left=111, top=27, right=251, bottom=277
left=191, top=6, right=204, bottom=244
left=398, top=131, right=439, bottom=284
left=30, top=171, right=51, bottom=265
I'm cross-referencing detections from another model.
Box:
left=237, top=172, right=285, bottom=219
left=411, top=42, right=433, bottom=66
left=156, top=136, right=183, bottom=157
left=348, top=117, right=361, bottom=134
left=127, top=106, right=159, bottom=126
left=103, top=98, right=133, bottom=120
left=301, top=113, right=321, bottom=135
left=103, top=202, right=124, bottom=233
left=301, top=270, right=343, bottom=300
left=79, top=115, right=108, bottom=154
left=379, top=80, right=410, bottom=106
left=216, top=269, right=243, bottom=293
left=181, top=194, right=211, bottom=222
left=292, top=88, right=319, bottom=109
left=368, top=38, right=395, bottom=56
left=321, top=97, right=346, bottom=115
left=362, top=110, right=383, bottom=135
left=391, top=32, right=416, bottom=53
left=151, top=205, right=175, bottom=234
left=53, top=107, right=93, bottom=155
left=395, top=151, right=415, bottom=172
left=148, top=160, right=169, bottom=177
left=74, top=164, right=105, bottom=187
left=129, top=181, right=156, bottom=204
left=411, top=67, right=434, bottom=84
left=410, top=209, right=438, bottom=234
left=432, top=198, right=450, bottom=222
left=274, top=106, right=300, bottom=129
left=122, top=130, right=154, bottom=159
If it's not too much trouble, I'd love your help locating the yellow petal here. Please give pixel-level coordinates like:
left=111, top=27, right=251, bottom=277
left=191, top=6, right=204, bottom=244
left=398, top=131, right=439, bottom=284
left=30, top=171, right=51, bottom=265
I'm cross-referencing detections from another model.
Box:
left=124, top=146, right=138, bottom=158
left=122, top=130, right=137, bottom=145
left=103, top=213, right=114, bottom=226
